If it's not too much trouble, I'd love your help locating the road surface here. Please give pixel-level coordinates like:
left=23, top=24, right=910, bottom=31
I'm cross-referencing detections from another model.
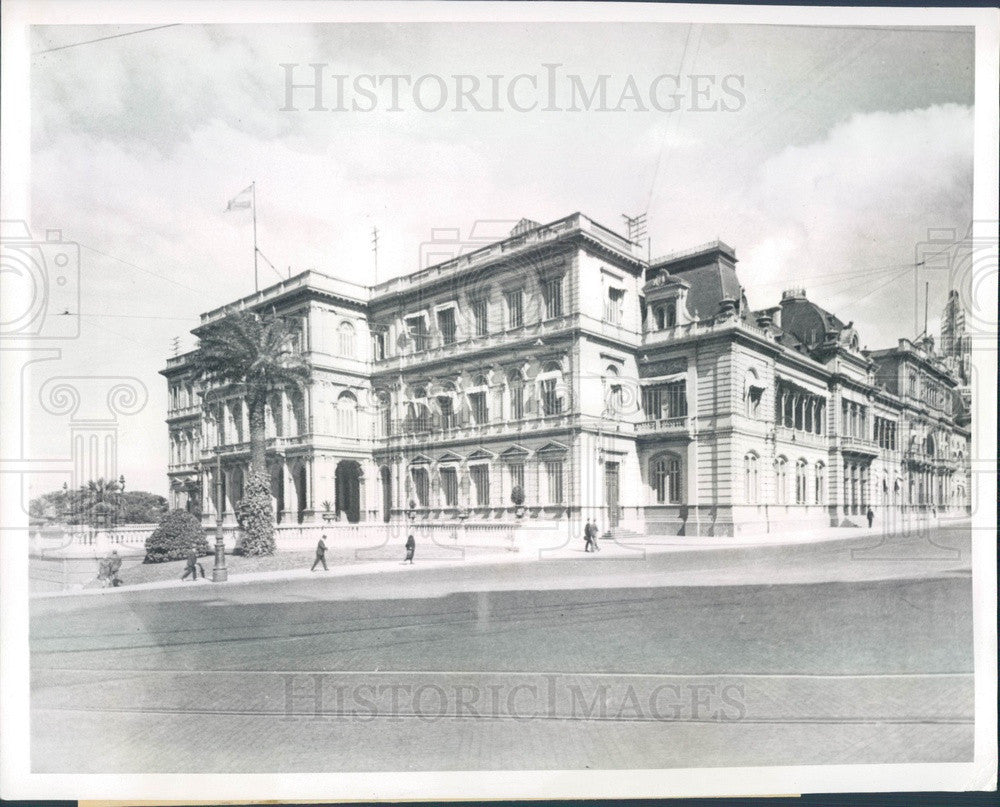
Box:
left=29, top=524, right=975, bottom=772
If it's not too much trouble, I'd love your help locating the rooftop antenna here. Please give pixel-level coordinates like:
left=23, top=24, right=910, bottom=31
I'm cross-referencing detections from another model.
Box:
left=622, top=212, right=649, bottom=262
left=371, top=225, right=379, bottom=285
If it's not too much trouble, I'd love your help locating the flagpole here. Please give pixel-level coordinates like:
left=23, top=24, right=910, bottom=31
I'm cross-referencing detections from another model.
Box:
left=252, top=181, right=259, bottom=292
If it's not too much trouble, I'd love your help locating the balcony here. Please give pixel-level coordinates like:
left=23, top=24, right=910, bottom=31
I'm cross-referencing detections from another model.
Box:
left=838, top=435, right=879, bottom=456
left=775, top=425, right=828, bottom=448
left=635, top=416, right=690, bottom=437
left=375, top=314, right=580, bottom=371
left=167, top=403, right=201, bottom=420
left=377, top=413, right=577, bottom=446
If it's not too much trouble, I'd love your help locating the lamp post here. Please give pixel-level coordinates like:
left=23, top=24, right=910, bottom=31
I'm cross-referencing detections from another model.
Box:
left=116, top=474, right=126, bottom=529
left=213, top=449, right=228, bottom=582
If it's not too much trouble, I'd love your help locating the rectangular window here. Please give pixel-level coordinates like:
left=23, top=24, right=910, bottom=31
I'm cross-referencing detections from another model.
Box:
left=373, top=332, right=385, bottom=361
left=665, top=380, right=687, bottom=418
left=469, top=391, right=489, bottom=424
left=508, top=462, right=525, bottom=495
left=412, top=468, right=429, bottom=507
left=437, top=308, right=457, bottom=345
left=605, top=287, right=625, bottom=325
left=470, top=465, right=490, bottom=507
left=510, top=381, right=524, bottom=420
left=472, top=299, right=488, bottom=336
left=543, top=276, right=563, bottom=319
left=405, top=316, right=430, bottom=352
left=540, top=378, right=560, bottom=416
left=545, top=460, right=564, bottom=504
left=440, top=467, right=458, bottom=507
left=506, top=290, right=523, bottom=329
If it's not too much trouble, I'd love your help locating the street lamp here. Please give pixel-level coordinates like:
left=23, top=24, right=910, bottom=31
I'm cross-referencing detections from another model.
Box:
left=116, top=475, right=126, bottom=529
left=213, top=448, right=228, bottom=582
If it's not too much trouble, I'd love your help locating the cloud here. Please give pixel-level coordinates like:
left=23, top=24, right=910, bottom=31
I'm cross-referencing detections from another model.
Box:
left=735, top=103, right=974, bottom=345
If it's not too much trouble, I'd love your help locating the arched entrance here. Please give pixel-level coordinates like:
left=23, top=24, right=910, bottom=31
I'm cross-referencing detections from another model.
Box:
left=335, top=460, right=363, bottom=523
left=380, top=465, right=392, bottom=522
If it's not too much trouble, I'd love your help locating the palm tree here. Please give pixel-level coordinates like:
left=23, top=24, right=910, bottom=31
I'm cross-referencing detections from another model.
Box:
left=192, top=310, right=311, bottom=476
left=78, top=477, right=123, bottom=527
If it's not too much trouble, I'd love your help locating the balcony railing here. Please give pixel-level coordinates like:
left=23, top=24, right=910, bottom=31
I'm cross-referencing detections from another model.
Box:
left=775, top=425, right=828, bottom=447
left=636, top=416, right=690, bottom=435
left=167, top=403, right=201, bottom=419
left=838, top=435, right=879, bottom=454
left=376, top=313, right=580, bottom=369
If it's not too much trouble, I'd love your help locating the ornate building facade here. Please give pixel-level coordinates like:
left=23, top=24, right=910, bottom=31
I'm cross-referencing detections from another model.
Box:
left=162, top=213, right=972, bottom=536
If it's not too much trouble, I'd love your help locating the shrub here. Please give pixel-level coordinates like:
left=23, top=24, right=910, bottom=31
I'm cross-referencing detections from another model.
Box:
left=235, top=470, right=276, bottom=556
left=144, top=510, right=211, bottom=563
left=510, top=485, right=525, bottom=506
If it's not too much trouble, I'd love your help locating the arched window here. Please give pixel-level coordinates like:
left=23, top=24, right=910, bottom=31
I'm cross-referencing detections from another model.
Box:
left=795, top=459, right=808, bottom=504
left=436, top=381, right=456, bottom=429
left=745, top=368, right=762, bottom=417
left=336, top=391, right=358, bottom=436
left=508, top=370, right=525, bottom=420
left=664, top=298, right=677, bottom=327
left=651, top=454, right=682, bottom=504
left=775, top=456, right=788, bottom=504
left=814, top=461, right=826, bottom=505
left=337, top=321, right=356, bottom=358
left=744, top=452, right=759, bottom=504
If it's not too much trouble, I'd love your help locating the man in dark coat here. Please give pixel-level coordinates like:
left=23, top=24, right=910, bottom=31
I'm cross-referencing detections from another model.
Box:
left=181, top=546, right=201, bottom=581
left=583, top=520, right=594, bottom=552
left=311, top=535, right=329, bottom=571
left=866, top=507, right=875, bottom=528
left=404, top=534, right=415, bottom=564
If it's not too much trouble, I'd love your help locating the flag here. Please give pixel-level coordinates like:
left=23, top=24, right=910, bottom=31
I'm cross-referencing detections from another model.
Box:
left=225, top=184, right=253, bottom=212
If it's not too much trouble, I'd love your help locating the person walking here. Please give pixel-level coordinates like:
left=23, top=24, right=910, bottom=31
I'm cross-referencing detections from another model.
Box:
left=311, top=534, right=329, bottom=571
left=590, top=519, right=601, bottom=552
left=180, top=546, right=201, bottom=582
left=404, top=533, right=415, bottom=564
left=583, top=520, right=595, bottom=553
left=866, top=507, right=875, bottom=528
left=107, top=549, right=123, bottom=587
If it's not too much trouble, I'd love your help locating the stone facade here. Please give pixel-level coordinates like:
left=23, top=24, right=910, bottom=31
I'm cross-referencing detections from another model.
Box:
left=162, top=213, right=972, bottom=536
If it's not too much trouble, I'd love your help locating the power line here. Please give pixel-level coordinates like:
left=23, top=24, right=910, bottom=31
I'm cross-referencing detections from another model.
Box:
left=79, top=243, right=201, bottom=293
left=32, top=24, right=181, bottom=56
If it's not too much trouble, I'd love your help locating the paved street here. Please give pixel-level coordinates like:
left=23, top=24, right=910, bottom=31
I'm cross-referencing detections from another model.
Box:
left=29, top=525, right=975, bottom=772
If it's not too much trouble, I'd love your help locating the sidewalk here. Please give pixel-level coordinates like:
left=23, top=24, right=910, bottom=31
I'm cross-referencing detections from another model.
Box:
left=30, top=519, right=969, bottom=600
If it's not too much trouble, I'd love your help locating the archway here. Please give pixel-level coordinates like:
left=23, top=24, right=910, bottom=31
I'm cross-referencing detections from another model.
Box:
left=335, top=460, right=363, bottom=523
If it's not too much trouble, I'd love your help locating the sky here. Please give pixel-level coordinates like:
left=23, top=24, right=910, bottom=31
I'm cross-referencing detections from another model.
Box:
left=25, top=20, right=976, bottom=495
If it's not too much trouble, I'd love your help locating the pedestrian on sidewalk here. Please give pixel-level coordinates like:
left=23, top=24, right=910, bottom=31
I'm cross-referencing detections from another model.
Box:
left=583, top=519, right=594, bottom=552
left=311, top=535, right=329, bottom=571
left=107, top=549, right=123, bottom=587
left=180, top=546, right=203, bottom=582
left=404, top=533, right=415, bottom=564
left=866, top=507, right=875, bottom=528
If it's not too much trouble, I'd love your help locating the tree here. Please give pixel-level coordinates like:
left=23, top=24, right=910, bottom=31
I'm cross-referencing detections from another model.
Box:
left=192, top=311, right=311, bottom=556
left=192, top=311, right=311, bottom=475
left=120, top=491, right=169, bottom=524
left=78, top=478, right=123, bottom=527
left=29, top=485, right=168, bottom=527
